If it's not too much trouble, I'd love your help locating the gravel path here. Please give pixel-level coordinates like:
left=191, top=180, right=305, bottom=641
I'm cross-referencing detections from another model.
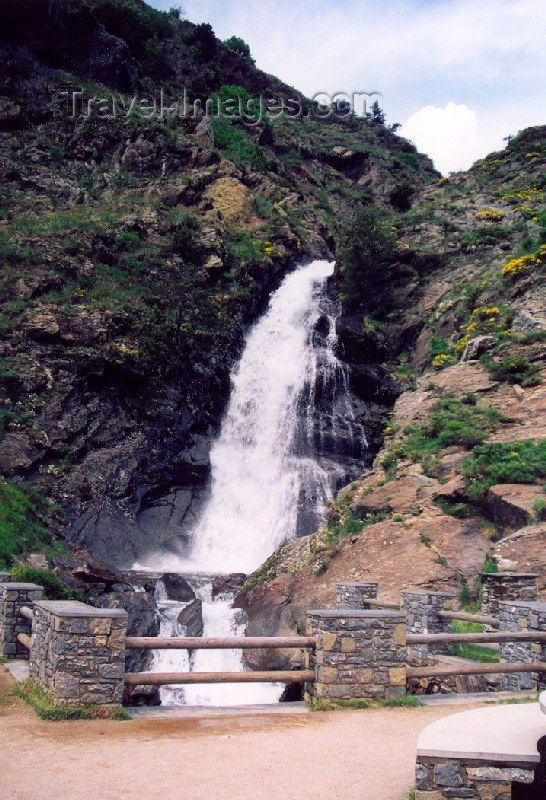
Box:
left=0, top=670, right=477, bottom=800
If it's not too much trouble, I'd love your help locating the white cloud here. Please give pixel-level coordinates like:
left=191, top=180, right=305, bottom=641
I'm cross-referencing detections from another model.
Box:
left=400, top=103, right=498, bottom=175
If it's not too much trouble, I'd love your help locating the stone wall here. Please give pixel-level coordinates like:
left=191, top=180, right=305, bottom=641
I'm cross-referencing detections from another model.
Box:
left=0, top=572, right=10, bottom=583
left=30, top=600, right=128, bottom=706
left=335, top=582, right=378, bottom=609
left=305, top=608, right=406, bottom=701
left=0, top=582, right=43, bottom=657
left=415, top=758, right=535, bottom=799
left=498, top=600, right=546, bottom=691
left=482, top=572, right=538, bottom=618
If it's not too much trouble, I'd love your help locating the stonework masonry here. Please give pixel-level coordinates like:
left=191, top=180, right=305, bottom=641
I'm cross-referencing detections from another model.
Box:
left=335, top=582, right=378, bottom=609
left=0, top=572, right=10, bottom=583
left=415, top=758, right=536, bottom=799
left=482, top=572, right=538, bottom=618
left=305, top=609, right=407, bottom=701
left=0, top=582, right=43, bottom=657
left=498, top=599, right=546, bottom=691
left=30, top=600, right=128, bottom=707
left=402, top=590, right=455, bottom=665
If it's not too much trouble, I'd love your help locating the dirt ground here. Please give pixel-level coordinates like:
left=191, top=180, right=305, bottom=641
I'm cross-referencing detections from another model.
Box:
left=0, top=668, right=479, bottom=800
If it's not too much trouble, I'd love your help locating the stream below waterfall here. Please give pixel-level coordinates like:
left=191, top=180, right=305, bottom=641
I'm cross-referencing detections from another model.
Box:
left=135, top=260, right=367, bottom=705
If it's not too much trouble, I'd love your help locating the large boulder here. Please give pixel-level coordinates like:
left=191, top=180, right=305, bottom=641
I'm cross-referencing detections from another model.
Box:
left=177, top=599, right=203, bottom=636
left=162, top=573, right=196, bottom=602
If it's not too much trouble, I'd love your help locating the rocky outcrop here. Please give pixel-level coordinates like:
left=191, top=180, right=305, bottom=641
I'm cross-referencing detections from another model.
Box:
left=484, top=484, right=543, bottom=528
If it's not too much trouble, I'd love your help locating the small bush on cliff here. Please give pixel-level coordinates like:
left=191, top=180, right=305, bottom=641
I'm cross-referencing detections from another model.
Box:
left=481, top=355, right=542, bottom=387
left=9, top=566, right=81, bottom=601
left=463, top=439, right=546, bottom=499
left=0, top=481, right=55, bottom=568
left=223, top=36, right=255, bottom=65
left=336, top=205, right=397, bottom=309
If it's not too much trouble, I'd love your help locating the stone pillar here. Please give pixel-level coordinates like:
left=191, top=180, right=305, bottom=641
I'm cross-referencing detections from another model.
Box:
left=305, top=609, right=406, bottom=701
left=498, top=600, right=546, bottom=691
left=0, top=572, right=10, bottom=583
left=482, top=572, right=538, bottom=618
left=0, top=582, right=43, bottom=658
left=335, top=581, right=378, bottom=609
left=30, top=600, right=128, bottom=707
left=402, top=590, right=455, bottom=664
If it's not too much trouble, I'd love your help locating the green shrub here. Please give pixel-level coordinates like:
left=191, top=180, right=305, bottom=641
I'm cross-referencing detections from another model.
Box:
left=9, top=566, right=81, bottom=600
left=336, top=205, right=397, bottom=308
left=223, top=36, right=255, bottom=65
left=14, top=679, right=130, bottom=721
left=482, top=356, right=542, bottom=387
left=113, top=230, right=141, bottom=252
left=211, top=118, right=267, bottom=169
left=380, top=694, right=422, bottom=708
left=0, top=481, right=55, bottom=568
left=459, top=226, right=512, bottom=251
left=403, top=397, right=505, bottom=457
left=482, top=558, right=498, bottom=573
left=533, top=497, right=546, bottom=521
left=463, top=439, right=546, bottom=499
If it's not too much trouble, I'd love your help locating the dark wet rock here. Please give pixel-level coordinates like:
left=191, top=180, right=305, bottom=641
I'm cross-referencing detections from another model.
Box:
left=211, top=573, right=247, bottom=598
left=177, top=599, right=203, bottom=637
left=162, top=574, right=196, bottom=603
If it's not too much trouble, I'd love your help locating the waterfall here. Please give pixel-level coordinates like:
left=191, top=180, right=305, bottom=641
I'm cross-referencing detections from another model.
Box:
left=139, top=260, right=367, bottom=705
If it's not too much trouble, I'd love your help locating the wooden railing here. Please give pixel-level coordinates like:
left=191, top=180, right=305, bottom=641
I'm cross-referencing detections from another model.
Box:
left=408, top=662, right=546, bottom=679
left=126, top=636, right=316, bottom=650
left=407, top=631, right=546, bottom=645
left=437, top=610, right=499, bottom=628
left=124, top=634, right=316, bottom=687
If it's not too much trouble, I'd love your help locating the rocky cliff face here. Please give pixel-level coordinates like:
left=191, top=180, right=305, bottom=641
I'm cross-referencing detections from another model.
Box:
left=236, top=126, right=546, bottom=659
left=0, top=0, right=436, bottom=576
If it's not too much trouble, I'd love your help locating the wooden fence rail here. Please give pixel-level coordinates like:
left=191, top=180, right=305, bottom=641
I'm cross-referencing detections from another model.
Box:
left=124, top=670, right=315, bottom=686
left=407, top=631, right=546, bottom=645
left=407, top=661, right=546, bottom=679
left=126, top=636, right=316, bottom=650
left=437, top=610, right=499, bottom=627
left=16, top=633, right=30, bottom=649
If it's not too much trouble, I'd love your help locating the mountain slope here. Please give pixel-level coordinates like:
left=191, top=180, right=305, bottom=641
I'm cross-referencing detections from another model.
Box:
left=0, top=0, right=436, bottom=572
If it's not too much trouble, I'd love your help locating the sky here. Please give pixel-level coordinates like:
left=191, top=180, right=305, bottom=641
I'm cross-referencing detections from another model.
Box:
left=149, top=0, right=545, bottom=174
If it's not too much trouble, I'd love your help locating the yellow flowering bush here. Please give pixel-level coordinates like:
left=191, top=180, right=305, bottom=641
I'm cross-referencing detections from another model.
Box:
left=475, top=210, right=503, bottom=221
left=261, top=240, right=282, bottom=258
left=454, top=307, right=503, bottom=353
left=501, top=187, right=541, bottom=204
left=432, top=354, right=453, bottom=369
left=502, top=245, right=546, bottom=279
left=111, top=342, right=139, bottom=359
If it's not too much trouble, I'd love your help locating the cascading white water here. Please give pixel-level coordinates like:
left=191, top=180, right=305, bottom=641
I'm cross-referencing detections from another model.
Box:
left=140, top=260, right=366, bottom=705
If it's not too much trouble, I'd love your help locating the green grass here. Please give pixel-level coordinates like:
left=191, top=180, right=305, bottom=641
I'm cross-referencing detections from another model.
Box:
left=14, top=679, right=130, bottom=721
left=9, top=566, right=82, bottom=601
left=383, top=396, right=506, bottom=475
left=485, top=695, right=537, bottom=705
left=380, top=694, right=422, bottom=708
left=462, top=439, right=546, bottom=499
left=482, top=356, right=542, bottom=387
left=450, top=620, right=500, bottom=663
left=0, top=481, right=56, bottom=569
